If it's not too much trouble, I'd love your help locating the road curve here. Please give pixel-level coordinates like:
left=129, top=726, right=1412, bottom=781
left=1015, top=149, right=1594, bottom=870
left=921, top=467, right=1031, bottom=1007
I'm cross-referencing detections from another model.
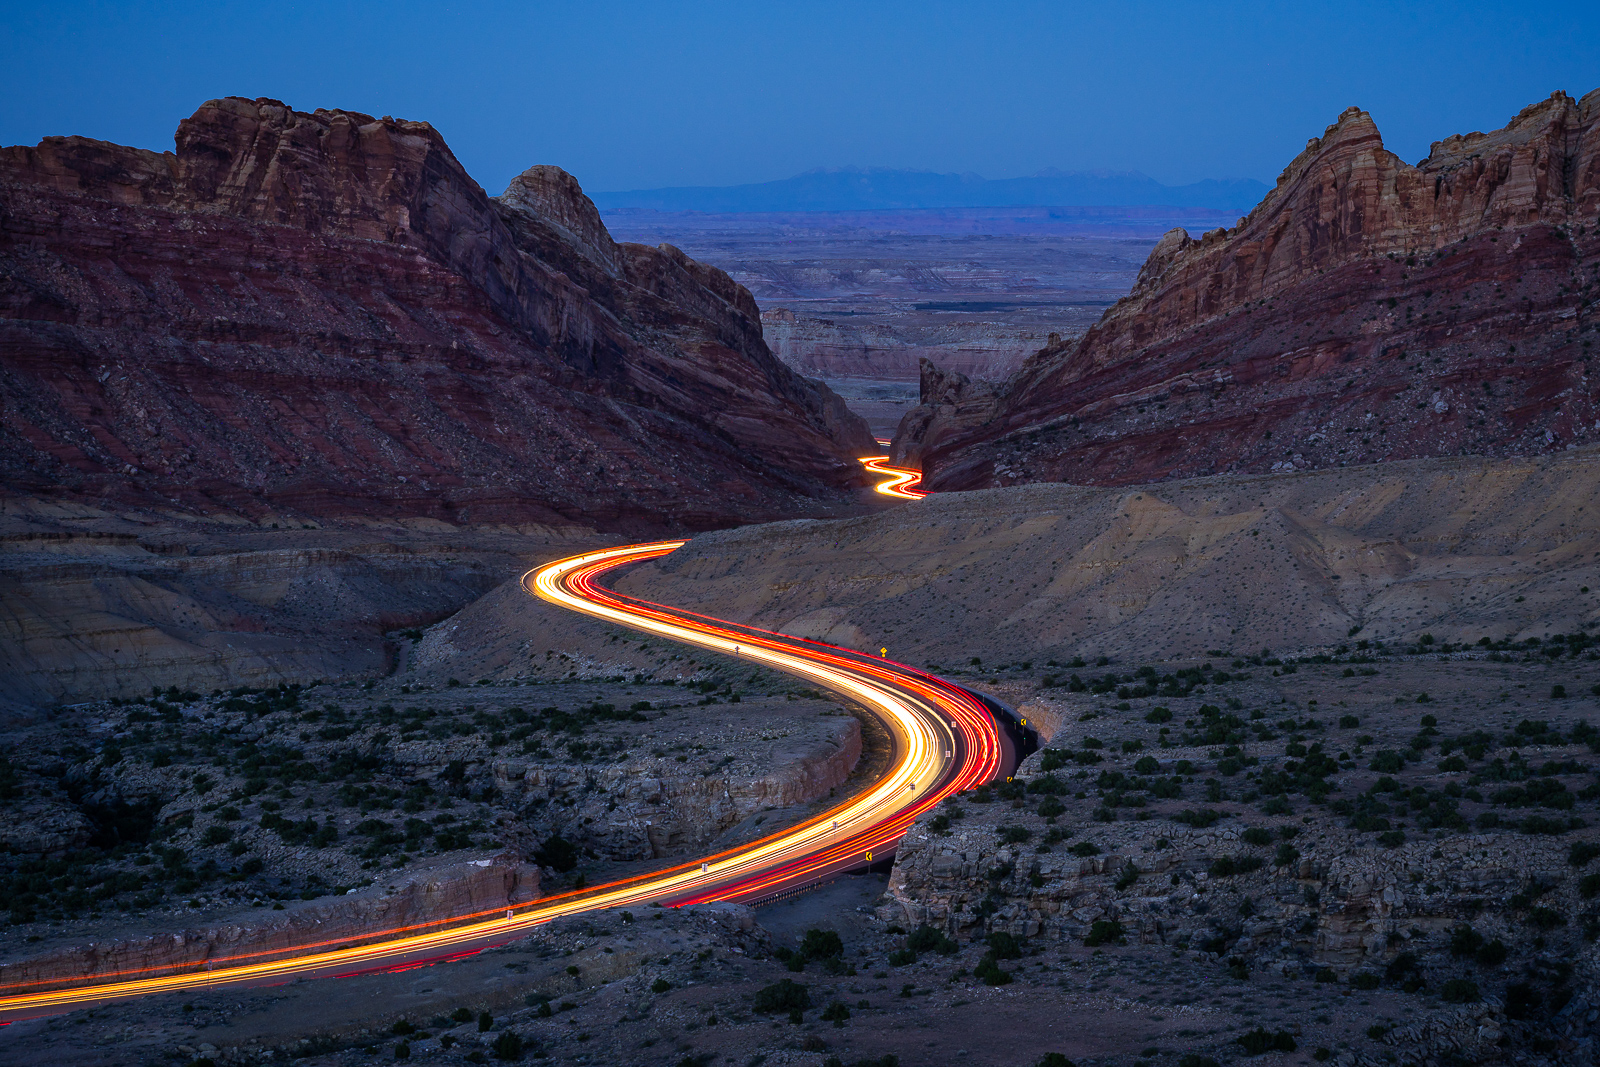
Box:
left=0, top=524, right=999, bottom=1018
left=861, top=456, right=927, bottom=499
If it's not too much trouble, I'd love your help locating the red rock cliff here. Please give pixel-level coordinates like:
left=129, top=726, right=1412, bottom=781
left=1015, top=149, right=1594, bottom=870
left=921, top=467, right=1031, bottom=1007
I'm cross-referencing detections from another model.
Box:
left=0, top=98, right=875, bottom=531
left=899, top=88, right=1600, bottom=488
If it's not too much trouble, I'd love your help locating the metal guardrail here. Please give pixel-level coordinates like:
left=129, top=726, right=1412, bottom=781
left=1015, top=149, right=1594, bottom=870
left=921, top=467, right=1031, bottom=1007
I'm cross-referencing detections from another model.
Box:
left=749, top=878, right=837, bottom=908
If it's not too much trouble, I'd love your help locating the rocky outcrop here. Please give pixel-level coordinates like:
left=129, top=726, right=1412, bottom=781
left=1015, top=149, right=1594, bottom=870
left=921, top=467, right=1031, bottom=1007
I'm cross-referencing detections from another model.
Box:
left=0, top=97, right=874, bottom=533
left=491, top=713, right=862, bottom=859
left=889, top=356, right=1006, bottom=466
left=904, top=88, right=1600, bottom=490
left=0, top=855, right=538, bottom=993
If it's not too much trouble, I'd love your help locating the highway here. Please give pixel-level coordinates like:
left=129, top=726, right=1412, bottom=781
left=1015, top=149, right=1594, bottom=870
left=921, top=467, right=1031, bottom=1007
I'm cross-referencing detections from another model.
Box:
left=863, top=439, right=928, bottom=500
left=0, top=455, right=999, bottom=1020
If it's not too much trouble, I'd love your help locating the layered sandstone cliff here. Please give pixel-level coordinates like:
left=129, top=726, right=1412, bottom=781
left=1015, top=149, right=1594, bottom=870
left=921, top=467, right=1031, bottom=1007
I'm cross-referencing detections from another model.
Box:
left=898, top=89, right=1600, bottom=488
left=0, top=98, right=874, bottom=532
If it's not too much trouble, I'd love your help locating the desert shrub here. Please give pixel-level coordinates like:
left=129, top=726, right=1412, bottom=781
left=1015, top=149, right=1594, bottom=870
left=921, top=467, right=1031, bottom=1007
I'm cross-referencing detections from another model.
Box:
left=1084, top=919, right=1125, bottom=946
left=1370, top=751, right=1404, bottom=773
left=533, top=835, right=579, bottom=872
left=1350, top=972, right=1380, bottom=990
left=800, top=928, right=843, bottom=960
left=1449, top=925, right=1484, bottom=957
left=1210, top=855, right=1264, bottom=877
left=986, top=931, right=1025, bottom=959
left=752, top=979, right=811, bottom=1013
left=650, top=978, right=672, bottom=994
left=1580, top=873, right=1600, bottom=899
left=1570, top=842, right=1600, bottom=867
left=1026, top=773, right=1069, bottom=795
left=1036, top=1056, right=1078, bottom=1067
left=1237, top=1028, right=1296, bottom=1055
left=1037, top=797, right=1067, bottom=818
left=1476, top=939, right=1508, bottom=966
left=1133, top=755, right=1160, bottom=774
left=477, top=1011, right=493, bottom=1032
left=1274, top=843, right=1301, bottom=867
left=1440, top=978, right=1481, bottom=1004
left=1527, top=906, right=1566, bottom=929
left=906, top=925, right=958, bottom=955
left=886, top=948, right=916, bottom=966
left=1383, top=952, right=1421, bottom=987
left=1241, top=827, right=1273, bottom=846
left=820, top=1001, right=851, bottom=1025
left=1178, top=1057, right=1220, bottom=1067
left=1377, top=830, right=1406, bottom=847
left=1145, top=707, right=1173, bottom=723
left=1338, top=714, right=1360, bottom=729
left=491, top=1031, right=524, bottom=1060
left=1172, top=809, right=1222, bottom=828
left=974, top=952, right=1013, bottom=985
left=1069, top=842, right=1100, bottom=856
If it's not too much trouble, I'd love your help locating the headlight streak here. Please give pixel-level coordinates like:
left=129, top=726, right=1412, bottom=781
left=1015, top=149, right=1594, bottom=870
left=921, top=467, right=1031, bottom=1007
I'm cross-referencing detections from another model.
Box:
left=860, top=455, right=927, bottom=499
left=0, top=531, right=997, bottom=1017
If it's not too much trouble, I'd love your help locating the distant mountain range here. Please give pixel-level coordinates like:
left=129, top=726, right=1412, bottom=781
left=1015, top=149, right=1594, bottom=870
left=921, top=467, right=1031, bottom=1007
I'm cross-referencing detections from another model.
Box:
left=591, top=166, right=1271, bottom=214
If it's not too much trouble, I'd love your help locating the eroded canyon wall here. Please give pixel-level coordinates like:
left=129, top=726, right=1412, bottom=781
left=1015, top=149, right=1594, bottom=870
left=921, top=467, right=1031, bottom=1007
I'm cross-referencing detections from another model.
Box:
left=899, top=89, right=1600, bottom=488
left=0, top=97, right=875, bottom=533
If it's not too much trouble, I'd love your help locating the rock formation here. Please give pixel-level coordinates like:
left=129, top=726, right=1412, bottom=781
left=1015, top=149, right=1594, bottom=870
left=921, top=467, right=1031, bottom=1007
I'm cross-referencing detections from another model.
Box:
left=899, top=88, right=1600, bottom=489
left=0, top=98, right=875, bottom=532
left=0, top=855, right=538, bottom=993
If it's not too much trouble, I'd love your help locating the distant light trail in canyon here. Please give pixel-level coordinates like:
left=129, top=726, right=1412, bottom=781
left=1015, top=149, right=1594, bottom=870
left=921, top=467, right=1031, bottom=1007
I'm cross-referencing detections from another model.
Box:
left=862, top=455, right=928, bottom=499
left=0, top=539, right=996, bottom=1018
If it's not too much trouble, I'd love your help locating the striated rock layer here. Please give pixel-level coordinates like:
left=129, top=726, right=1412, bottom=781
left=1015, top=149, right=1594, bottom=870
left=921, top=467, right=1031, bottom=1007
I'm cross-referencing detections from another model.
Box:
left=0, top=98, right=874, bottom=533
left=0, top=855, right=538, bottom=993
left=899, top=88, right=1600, bottom=489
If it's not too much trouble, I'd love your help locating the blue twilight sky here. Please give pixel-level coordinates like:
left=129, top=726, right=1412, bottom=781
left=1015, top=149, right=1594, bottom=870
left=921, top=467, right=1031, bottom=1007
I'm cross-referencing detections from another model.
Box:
left=1, top=1, right=1596, bottom=197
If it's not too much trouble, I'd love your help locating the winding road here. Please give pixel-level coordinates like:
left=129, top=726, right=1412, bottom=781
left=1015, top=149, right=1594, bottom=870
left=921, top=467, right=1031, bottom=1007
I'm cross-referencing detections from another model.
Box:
left=0, top=456, right=998, bottom=1020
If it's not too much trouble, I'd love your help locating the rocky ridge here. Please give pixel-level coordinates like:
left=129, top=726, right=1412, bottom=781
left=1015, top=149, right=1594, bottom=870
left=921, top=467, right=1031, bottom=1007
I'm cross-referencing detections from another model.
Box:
left=898, top=88, right=1600, bottom=489
left=0, top=97, right=874, bottom=532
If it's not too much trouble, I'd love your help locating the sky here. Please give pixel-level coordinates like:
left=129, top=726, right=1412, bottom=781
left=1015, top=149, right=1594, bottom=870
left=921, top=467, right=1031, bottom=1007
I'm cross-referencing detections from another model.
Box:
left=2, top=1, right=1597, bottom=196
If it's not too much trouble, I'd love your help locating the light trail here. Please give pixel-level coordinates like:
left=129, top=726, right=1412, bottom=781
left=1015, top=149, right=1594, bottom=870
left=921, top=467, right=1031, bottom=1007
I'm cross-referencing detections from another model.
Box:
left=861, top=456, right=927, bottom=500
left=0, top=492, right=995, bottom=1018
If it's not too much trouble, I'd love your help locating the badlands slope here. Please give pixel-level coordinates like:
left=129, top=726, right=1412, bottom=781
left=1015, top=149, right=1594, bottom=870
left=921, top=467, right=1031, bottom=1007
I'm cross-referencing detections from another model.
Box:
left=612, top=448, right=1600, bottom=666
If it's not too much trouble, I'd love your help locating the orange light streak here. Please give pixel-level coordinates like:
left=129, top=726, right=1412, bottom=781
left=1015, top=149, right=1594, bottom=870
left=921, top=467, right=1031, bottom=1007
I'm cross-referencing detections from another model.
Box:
left=0, top=538, right=997, bottom=1018
left=861, top=455, right=927, bottom=499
